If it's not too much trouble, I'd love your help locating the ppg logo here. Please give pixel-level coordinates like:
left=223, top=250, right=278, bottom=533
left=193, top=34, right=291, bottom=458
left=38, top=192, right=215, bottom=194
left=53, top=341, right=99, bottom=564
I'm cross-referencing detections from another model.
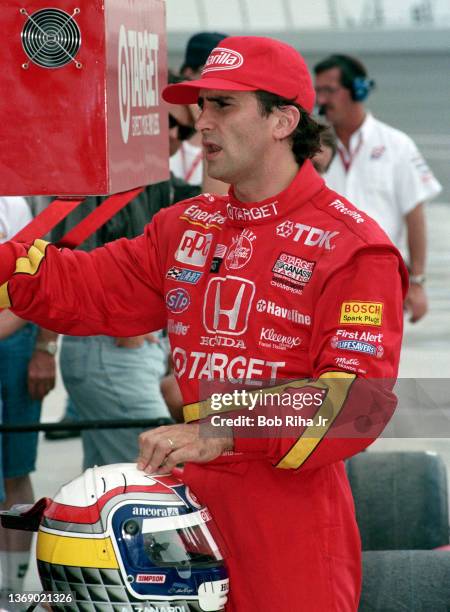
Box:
left=166, top=288, right=190, bottom=314
left=175, top=231, right=213, bottom=267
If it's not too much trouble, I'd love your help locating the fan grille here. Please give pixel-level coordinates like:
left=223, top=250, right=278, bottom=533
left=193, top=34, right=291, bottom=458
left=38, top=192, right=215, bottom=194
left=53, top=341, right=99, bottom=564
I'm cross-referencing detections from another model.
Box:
left=21, top=8, right=81, bottom=69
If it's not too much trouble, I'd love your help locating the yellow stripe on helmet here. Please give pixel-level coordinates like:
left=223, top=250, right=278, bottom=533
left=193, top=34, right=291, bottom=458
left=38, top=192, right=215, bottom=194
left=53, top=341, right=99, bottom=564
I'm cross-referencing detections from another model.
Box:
left=37, top=531, right=119, bottom=569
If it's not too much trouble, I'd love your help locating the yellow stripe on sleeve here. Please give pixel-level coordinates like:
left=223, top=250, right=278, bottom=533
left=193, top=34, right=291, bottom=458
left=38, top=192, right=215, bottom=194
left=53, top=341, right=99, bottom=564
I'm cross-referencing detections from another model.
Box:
left=276, top=372, right=356, bottom=470
left=15, top=239, right=49, bottom=275
left=0, top=282, right=11, bottom=308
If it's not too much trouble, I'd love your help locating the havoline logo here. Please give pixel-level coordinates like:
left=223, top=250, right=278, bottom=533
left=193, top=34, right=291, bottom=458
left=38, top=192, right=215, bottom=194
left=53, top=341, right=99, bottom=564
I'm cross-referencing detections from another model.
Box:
left=202, top=47, right=244, bottom=73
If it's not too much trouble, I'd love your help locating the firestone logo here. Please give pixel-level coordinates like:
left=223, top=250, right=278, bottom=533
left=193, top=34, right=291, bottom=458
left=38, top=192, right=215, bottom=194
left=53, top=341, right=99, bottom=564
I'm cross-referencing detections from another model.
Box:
left=118, top=25, right=160, bottom=143
left=202, top=47, right=244, bottom=73
left=329, top=199, right=364, bottom=224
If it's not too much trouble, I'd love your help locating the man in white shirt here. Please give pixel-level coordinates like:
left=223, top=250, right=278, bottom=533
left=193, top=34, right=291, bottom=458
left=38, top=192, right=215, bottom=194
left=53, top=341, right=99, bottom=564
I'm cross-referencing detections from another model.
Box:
left=0, top=197, right=32, bottom=242
left=314, top=54, right=442, bottom=323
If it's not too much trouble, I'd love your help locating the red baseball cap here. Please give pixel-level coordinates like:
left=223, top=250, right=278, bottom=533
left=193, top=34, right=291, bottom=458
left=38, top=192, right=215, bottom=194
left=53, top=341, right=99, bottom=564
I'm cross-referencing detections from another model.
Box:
left=163, top=36, right=315, bottom=113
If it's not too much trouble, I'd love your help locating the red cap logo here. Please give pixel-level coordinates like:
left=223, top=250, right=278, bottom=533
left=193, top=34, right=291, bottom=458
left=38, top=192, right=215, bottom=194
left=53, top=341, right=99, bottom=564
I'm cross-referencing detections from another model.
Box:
left=202, top=47, right=244, bottom=73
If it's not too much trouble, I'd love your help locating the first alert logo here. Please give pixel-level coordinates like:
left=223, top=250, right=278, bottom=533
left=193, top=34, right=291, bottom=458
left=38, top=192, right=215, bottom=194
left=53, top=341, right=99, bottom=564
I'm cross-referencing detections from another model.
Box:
left=340, top=301, right=383, bottom=326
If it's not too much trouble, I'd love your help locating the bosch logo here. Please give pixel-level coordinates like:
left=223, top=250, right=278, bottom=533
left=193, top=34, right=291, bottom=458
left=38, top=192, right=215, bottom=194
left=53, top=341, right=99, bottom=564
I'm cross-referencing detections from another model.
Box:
left=202, top=47, right=243, bottom=73
left=166, top=288, right=190, bottom=314
left=256, top=299, right=267, bottom=312
left=276, top=221, right=294, bottom=238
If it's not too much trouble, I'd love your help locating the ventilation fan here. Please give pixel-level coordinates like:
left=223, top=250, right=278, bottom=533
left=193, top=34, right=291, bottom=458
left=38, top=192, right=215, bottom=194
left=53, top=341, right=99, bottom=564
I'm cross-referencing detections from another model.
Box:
left=20, top=7, right=81, bottom=69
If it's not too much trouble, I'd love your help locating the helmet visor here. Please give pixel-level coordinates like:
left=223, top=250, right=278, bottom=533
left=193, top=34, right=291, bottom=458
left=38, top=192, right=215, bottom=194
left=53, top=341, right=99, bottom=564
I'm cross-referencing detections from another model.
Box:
left=124, top=509, right=224, bottom=569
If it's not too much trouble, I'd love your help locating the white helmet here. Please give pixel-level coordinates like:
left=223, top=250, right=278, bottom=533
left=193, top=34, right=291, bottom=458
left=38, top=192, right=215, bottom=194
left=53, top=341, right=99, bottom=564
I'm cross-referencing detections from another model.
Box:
left=34, top=464, right=229, bottom=611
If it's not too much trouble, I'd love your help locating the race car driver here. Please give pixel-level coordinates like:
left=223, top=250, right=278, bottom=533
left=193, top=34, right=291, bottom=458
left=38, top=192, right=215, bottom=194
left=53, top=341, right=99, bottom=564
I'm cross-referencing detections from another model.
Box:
left=0, top=37, right=407, bottom=611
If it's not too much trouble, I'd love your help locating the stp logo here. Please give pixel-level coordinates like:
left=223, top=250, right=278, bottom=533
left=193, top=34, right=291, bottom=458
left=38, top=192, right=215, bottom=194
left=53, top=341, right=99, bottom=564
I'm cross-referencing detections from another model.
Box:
left=175, top=231, right=213, bottom=267
left=166, top=288, right=190, bottom=314
left=203, top=276, right=255, bottom=336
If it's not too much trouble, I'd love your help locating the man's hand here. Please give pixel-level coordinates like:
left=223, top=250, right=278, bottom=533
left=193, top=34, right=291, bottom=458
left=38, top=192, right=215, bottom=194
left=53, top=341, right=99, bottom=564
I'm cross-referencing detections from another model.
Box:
left=115, top=333, right=160, bottom=348
left=404, top=284, right=428, bottom=323
left=28, top=350, right=56, bottom=400
left=0, top=310, right=27, bottom=339
left=137, top=423, right=233, bottom=475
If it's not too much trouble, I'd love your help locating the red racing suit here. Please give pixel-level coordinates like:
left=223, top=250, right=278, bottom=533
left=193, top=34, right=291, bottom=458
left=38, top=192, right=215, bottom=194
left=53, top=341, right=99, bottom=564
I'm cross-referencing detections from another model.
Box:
left=0, top=161, right=407, bottom=611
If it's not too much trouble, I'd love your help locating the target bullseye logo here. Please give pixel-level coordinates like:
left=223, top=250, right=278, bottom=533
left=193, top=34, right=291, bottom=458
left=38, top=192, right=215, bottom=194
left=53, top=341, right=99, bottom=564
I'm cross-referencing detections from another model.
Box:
left=118, top=25, right=131, bottom=143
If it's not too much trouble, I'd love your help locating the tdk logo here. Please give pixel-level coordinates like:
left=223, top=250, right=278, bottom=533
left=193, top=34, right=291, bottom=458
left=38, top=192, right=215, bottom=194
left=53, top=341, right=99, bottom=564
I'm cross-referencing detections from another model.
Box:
left=276, top=221, right=339, bottom=250
left=166, top=288, right=190, bottom=314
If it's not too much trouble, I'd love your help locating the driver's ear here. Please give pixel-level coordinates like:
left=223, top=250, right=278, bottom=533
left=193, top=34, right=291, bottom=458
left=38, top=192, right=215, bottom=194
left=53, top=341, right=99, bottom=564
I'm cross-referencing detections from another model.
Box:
left=273, top=105, right=300, bottom=141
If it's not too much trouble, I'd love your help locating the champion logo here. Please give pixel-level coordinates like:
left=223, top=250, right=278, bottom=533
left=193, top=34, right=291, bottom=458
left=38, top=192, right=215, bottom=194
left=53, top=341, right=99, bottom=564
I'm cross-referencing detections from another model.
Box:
left=202, top=47, right=244, bottom=73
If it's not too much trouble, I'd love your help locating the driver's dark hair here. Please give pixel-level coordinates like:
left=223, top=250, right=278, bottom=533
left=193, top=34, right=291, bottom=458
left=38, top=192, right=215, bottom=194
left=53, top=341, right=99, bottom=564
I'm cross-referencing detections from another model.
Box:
left=254, top=91, right=326, bottom=165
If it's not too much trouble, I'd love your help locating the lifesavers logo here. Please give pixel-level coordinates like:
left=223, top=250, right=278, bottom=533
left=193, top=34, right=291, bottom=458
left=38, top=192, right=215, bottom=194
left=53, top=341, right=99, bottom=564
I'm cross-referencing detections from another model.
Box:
left=118, top=26, right=160, bottom=143
left=331, top=337, right=384, bottom=359
left=340, top=302, right=383, bottom=326
left=202, top=47, right=244, bottom=74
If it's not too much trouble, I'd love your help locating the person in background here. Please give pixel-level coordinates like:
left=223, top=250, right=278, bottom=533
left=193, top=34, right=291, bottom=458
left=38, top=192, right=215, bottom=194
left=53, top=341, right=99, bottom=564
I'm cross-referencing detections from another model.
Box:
left=170, top=32, right=227, bottom=189
left=314, top=54, right=442, bottom=322
left=312, top=121, right=337, bottom=174
left=0, top=196, right=55, bottom=598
